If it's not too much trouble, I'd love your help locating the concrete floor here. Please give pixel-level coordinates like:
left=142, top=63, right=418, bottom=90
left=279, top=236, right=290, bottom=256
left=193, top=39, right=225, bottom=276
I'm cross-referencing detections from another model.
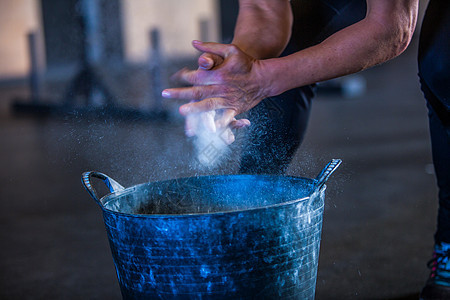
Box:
left=0, top=39, right=438, bottom=299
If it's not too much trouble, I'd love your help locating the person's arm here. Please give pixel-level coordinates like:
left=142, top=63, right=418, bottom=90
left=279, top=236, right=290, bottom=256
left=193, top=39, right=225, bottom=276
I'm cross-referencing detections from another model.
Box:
left=163, top=0, right=418, bottom=120
left=260, top=0, right=419, bottom=96
left=186, top=0, right=292, bottom=136
left=198, top=0, right=292, bottom=69
left=232, top=0, right=292, bottom=59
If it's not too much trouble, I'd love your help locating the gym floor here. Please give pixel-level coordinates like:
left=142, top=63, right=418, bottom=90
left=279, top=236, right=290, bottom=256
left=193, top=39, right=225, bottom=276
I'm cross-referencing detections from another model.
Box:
left=0, top=38, right=437, bottom=299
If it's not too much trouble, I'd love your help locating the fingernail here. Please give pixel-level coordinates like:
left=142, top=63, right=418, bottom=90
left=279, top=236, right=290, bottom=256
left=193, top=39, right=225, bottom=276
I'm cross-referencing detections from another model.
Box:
left=193, top=40, right=202, bottom=44
left=179, top=106, right=190, bottom=115
left=198, top=57, right=208, bottom=69
left=200, top=57, right=213, bottom=69
left=162, top=90, right=170, bottom=97
left=236, top=120, right=251, bottom=128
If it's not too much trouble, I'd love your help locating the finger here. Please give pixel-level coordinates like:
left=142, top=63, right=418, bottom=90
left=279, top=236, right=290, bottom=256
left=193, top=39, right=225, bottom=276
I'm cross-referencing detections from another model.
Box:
left=169, top=68, right=199, bottom=85
left=220, top=127, right=235, bottom=145
left=215, top=109, right=236, bottom=130
left=198, top=55, right=214, bottom=70
left=179, top=97, right=227, bottom=115
left=200, top=111, right=216, bottom=133
left=198, top=53, right=224, bottom=70
left=192, top=40, right=239, bottom=58
left=229, top=118, right=251, bottom=129
left=185, top=113, right=199, bottom=137
left=162, top=85, right=218, bottom=101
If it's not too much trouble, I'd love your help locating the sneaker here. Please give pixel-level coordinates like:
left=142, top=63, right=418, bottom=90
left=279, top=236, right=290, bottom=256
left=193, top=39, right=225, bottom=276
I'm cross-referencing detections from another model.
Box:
left=420, top=242, right=450, bottom=300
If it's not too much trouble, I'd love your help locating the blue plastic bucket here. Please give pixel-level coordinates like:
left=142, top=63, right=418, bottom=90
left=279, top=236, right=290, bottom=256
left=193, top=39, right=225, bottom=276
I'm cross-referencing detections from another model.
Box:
left=82, top=159, right=341, bottom=299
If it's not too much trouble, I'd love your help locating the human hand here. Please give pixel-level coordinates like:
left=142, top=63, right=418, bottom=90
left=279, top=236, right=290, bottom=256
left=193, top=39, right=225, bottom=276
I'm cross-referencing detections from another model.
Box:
left=185, top=109, right=250, bottom=144
left=184, top=52, right=225, bottom=138
left=197, top=52, right=252, bottom=132
left=162, top=41, right=269, bottom=137
left=197, top=51, right=223, bottom=70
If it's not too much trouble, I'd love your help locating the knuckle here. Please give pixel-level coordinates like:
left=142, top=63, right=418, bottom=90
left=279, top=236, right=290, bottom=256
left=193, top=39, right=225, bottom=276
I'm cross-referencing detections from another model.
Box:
left=192, top=88, right=203, bottom=99
left=185, top=72, right=194, bottom=82
left=213, top=54, right=224, bottom=63
left=212, top=73, right=223, bottom=84
left=189, top=73, right=200, bottom=85
left=205, top=99, right=215, bottom=111
left=218, top=85, right=232, bottom=96
left=228, top=44, right=239, bottom=54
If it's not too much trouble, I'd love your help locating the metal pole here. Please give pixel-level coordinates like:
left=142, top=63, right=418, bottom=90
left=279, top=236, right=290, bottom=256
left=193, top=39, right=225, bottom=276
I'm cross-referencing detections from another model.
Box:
left=149, top=28, right=163, bottom=112
left=27, top=31, right=41, bottom=103
left=80, top=0, right=102, bottom=65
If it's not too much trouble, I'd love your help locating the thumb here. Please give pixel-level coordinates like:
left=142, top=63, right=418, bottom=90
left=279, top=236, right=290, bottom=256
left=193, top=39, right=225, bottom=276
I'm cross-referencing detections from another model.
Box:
left=179, top=97, right=226, bottom=115
left=198, top=55, right=214, bottom=70
left=198, top=52, right=224, bottom=70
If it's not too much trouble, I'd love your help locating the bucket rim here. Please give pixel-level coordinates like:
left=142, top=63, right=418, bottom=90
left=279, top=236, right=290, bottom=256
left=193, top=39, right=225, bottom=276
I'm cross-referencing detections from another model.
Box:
left=98, top=174, right=322, bottom=219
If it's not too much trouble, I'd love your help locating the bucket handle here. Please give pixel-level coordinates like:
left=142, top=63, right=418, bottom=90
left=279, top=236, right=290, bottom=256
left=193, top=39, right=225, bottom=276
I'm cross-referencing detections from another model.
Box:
left=314, top=159, right=342, bottom=191
left=81, top=171, right=125, bottom=207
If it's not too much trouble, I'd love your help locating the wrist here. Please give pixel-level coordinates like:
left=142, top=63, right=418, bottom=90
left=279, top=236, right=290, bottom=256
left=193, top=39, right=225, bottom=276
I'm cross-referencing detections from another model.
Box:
left=253, top=59, right=285, bottom=98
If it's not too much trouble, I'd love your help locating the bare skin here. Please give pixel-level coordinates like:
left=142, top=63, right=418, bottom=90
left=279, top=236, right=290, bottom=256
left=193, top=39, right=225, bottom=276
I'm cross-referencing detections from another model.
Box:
left=169, top=0, right=293, bottom=139
left=163, top=0, right=418, bottom=139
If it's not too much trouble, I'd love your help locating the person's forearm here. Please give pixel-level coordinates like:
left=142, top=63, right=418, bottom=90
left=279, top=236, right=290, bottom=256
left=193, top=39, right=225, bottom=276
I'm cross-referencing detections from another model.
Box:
left=232, top=0, right=292, bottom=59
left=257, top=0, right=418, bottom=97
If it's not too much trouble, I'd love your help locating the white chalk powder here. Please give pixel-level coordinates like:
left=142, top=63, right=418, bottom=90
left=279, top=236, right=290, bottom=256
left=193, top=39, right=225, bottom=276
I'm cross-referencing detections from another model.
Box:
left=187, top=112, right=234, bottom=169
